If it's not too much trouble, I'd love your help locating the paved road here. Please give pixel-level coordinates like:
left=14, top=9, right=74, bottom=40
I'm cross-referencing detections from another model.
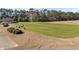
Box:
left=0, top=32, right=18, bottom=50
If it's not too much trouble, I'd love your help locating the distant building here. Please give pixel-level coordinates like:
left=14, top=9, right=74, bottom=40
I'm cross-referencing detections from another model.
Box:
left=0, top=18, right=15, bottom=23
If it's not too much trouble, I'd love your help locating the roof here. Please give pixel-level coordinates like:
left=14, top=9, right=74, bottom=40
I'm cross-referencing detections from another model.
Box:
left=0, top=18, right=14, bottom=23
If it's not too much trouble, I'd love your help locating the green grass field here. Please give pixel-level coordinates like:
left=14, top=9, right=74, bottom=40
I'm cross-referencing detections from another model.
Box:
left=16, top=22, right=79, bottom=38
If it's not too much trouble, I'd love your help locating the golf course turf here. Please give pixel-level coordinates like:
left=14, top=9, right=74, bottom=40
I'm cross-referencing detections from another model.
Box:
left=16, top=22, right=79, bottom=38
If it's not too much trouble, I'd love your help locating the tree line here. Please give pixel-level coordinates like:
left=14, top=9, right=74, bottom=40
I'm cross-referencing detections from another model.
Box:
left=0, top=8, right=79, bottom=22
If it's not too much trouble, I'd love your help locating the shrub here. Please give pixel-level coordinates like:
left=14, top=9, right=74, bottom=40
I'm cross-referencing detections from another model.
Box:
left=7, top=27, right=23, bottom=34
left=2, top=22, right=9, bottom=27
left=14, top=29, right=23, bottom=34
left=7, top=27, right=15, bottom=33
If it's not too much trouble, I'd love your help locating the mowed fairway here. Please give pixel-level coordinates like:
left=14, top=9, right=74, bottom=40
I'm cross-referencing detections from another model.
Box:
left=16, top=22, right=79, bottom=38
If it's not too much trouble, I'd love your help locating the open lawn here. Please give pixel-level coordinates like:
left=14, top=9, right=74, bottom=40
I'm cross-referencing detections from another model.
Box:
left=16, top=22, right=79, bottom=38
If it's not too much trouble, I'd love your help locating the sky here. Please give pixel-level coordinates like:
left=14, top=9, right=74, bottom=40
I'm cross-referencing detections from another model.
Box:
left=48, top=8, right=79, bottom=12
left=0, top=0, right=79, bottom=12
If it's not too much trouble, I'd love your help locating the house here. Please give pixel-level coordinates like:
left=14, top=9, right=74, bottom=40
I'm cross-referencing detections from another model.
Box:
left=0, top=18, right=15, bottom=24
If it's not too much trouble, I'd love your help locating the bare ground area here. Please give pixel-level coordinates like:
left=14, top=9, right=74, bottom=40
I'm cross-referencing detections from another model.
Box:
left=0, top=26, right=18, bottom=50
left=7, top=30, right=79, bottom=50
left=2, top=21, right=79, bottom=50
left=48, top=20, right=79, bottom=25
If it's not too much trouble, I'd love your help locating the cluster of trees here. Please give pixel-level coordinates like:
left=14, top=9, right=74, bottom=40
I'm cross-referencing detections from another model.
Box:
left=0, top=8, right=79, bottom=22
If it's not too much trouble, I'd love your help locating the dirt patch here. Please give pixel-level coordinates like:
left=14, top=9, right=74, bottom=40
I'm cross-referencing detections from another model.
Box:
left=48, top=20, right=79, bottom=25
left=0, top=25, right=18, bottom=50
